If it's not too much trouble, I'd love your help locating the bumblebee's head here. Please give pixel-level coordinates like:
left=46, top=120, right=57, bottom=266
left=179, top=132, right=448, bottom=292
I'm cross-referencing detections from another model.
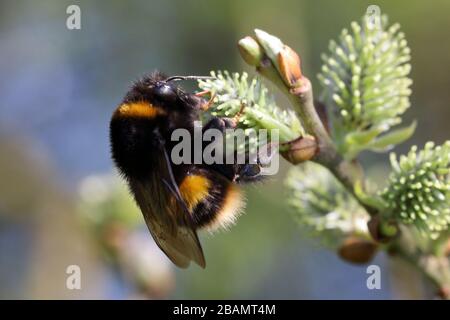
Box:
left=125, top=72, right=214, bottom=112
left=152, top=81, right=178, bottom=103
left=135, top=72, right=179, bottom=106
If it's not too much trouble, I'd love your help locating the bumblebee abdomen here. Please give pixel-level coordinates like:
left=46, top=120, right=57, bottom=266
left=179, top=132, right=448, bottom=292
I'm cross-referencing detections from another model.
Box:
left=179, top=169, right=245, bottom=231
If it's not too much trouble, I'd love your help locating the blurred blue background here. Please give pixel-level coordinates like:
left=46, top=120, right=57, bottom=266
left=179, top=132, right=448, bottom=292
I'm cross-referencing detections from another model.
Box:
left=0, top=0, right=449, bottom=299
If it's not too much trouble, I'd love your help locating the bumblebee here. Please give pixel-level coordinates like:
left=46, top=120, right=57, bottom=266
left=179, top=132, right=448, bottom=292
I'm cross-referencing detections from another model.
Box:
left=110, top=72, right=267, bottom=268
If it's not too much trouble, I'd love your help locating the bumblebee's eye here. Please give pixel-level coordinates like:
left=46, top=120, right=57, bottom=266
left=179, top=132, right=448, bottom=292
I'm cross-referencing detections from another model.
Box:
left=153, top=83, right=177, bottom=102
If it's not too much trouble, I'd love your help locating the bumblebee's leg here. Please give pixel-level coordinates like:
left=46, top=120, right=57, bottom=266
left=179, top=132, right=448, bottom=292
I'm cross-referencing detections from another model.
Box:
left=195, top=90, right=210, bottom=97
left=202, top=115, right=278, bottom=183
left=196, top=91, right=216, bottom=111
left=231, top=102, right=246, bottom=124
left=233, top=164, right=262, bottom=183
left=233, top=142, right=278, bottom=183
left=202, top=116, right=236, bottom=132
left=201, top=117, right=237, bottom=181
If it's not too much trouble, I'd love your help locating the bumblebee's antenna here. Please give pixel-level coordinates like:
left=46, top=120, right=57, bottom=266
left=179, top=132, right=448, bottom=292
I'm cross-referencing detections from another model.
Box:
left=165, top=75, right=215, bottom=82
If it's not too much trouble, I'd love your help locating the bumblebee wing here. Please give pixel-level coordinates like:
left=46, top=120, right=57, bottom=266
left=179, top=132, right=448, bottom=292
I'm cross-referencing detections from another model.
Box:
left=129, top=146, right=206, bottom=269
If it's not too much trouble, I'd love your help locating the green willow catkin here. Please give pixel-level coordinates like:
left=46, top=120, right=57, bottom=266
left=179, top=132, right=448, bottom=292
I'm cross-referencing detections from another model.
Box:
left=198, top=71, right=303, bottom=144
left=381, top=142, right=450, bottom=239
left=286, top=163, right=369, bottom=246
left=318, top=15, right=414, bottom=158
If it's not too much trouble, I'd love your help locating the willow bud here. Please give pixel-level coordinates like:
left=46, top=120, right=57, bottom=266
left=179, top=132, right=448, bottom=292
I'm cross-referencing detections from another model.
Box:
left=238, top=36, right=263, bottom=67
left=278, top=45, right=302, bottom=87
left=281, top=135, right=317, bottom=164
left=338, top=236, right=378, bottom=264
